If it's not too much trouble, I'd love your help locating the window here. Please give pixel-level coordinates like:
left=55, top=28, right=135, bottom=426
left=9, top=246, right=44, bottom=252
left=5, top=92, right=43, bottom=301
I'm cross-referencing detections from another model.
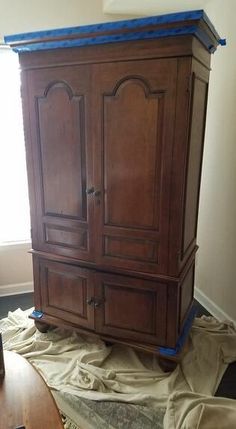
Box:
left=0, top=47, right=30, bottom=244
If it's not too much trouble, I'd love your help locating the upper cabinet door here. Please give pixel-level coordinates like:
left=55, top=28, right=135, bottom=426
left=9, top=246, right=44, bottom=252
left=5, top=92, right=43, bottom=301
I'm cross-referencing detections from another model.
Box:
left=92, top=59, right=177, bottom=274
left=24, top=65, right=95, bottom=261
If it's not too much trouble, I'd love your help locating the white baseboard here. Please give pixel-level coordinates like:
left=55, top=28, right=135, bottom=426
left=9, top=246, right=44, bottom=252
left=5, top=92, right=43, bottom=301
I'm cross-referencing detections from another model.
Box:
left=194, top=287, right=236, bottom=326
left=0, top=282, right=33, bottom=297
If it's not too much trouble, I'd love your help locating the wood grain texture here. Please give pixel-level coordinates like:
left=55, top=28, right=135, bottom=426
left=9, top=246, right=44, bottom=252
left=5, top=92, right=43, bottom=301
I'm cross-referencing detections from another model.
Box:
left=180, top=262, right=195, bottom=327
left=40, top=259, right=95, bottom=329
left=25, top=65, right=95, bottom=261
left=181, top=73, right=208, bottom=260
left=95, top=272, right=167, bottom=345
left=19, top=36, right=211, bottom=71
left=168, top=56, right=210, bottom=276
left=19, top=29, right=213, bottom=356
left=93, top=58, right=177, bottom=274
left=0, top=351, right=63, bottom=429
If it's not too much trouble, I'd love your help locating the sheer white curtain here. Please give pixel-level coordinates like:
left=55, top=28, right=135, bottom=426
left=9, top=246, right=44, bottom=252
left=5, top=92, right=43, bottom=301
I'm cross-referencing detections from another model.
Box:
left=0, top=47, right=30, bottom=244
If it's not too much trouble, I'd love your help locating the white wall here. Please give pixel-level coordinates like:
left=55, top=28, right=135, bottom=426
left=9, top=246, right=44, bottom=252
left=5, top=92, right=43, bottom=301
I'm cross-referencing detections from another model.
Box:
left=0, top=0, right=130, bottom=42
left=195, top=0, right=236, bottom=322
left=103, top=0, right=210, bottom=15
left=0, top=0, right=235, bottom=320
left=0, top=243, right=33, bottom=296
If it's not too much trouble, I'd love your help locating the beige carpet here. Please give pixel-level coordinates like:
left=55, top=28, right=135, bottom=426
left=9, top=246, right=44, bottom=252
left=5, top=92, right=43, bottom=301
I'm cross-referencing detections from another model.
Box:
left=1, top=308, right=236, bottom=428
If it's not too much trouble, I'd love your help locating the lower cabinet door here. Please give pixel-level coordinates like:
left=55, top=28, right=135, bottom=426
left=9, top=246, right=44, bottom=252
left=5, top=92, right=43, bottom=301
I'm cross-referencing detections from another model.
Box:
left=39, top=259, right=95, bottom=329
left=94, top=272, right=167, bottom=345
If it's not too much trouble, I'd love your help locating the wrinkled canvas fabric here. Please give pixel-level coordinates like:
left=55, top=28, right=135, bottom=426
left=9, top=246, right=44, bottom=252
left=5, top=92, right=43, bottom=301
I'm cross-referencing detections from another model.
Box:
left=164, top=392, right=236, bottom=429
left=1, top=308, right=236, bottom=428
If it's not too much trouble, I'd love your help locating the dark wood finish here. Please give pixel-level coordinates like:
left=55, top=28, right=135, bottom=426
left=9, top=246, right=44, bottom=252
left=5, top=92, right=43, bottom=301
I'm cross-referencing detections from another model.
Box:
left=39, top=259, right=95, bottom=329
left=30, top=248, right=189, bottom=284
left=18, top=37, right=211, bottom=71
left=93, top=58, right=177, bottom=274
left=180, top=65, right=209, bottom=263
left=25, top=65, right=95, bottom=261
left=94, top=272, right=167, bottom=345
left=17, top=22, right=215, bottom=361
left=0, top=351, right=63, bottom=429
left=165, top=261, right=195, bottom=346
left=168, top=58, right=209, bottom=275
left=179, top=263, right=195, bottom=327
left=32, top=253, right=195, bottom=349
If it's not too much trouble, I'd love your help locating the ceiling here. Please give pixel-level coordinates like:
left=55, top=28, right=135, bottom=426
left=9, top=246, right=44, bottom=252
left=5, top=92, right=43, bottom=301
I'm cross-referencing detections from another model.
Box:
left=103, top=0, right=210, bottom=16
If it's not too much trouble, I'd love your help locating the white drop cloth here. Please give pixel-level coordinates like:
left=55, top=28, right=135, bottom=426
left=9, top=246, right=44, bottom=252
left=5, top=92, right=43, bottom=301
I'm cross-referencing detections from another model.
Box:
left=1, top=308, right=236, bottom=428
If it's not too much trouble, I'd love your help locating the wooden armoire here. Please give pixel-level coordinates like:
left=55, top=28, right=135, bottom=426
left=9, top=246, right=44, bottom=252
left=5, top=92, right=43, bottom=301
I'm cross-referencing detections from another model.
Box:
left=6, top=10, right=224, bottom=367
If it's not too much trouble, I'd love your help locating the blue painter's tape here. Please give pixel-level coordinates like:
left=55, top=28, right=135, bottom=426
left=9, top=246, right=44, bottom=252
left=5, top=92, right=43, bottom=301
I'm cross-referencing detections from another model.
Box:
left=4, top=10, right=205, bottom=44
left=4, top=9, right=225, bottom=54
left=158, top=305, right=197, bottom=357
left=219, top=39, right=226, bottom=46
left=31, top=310, right=44, bottom=319
left=8, top=25, right=214, bottom=54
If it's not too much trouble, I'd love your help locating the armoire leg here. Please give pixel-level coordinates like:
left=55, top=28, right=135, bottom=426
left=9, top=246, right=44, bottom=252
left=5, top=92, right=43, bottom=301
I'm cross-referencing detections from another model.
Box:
left=158, top=357, right=178, bottom=373
left=34, top=320, right=50, bottom=333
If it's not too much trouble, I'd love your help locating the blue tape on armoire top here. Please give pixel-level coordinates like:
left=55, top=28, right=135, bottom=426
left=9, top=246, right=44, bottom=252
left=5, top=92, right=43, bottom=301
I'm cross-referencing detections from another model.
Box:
left=4, top=9, right=225, bottom=53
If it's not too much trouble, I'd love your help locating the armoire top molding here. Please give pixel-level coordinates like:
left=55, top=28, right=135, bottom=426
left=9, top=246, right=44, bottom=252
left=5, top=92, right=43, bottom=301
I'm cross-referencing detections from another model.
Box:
left=4, top=9, right=225, bottom=54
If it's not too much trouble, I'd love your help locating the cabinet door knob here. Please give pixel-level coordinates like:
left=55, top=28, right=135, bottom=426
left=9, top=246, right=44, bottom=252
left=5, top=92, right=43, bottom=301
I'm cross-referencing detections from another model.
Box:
left=87, top=297, right=94, bottom=305
left=94, top=298, right=105, bottom=308
left=86, top=187, right=94, bottom=195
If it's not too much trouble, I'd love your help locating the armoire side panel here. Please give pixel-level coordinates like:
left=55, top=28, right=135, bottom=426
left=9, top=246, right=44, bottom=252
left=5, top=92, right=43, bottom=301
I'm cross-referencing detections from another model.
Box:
left=179, top=262, right=195, bottom=327
left=168, top=57, right=210, bottom=275
left=181, top=73, right=208, bottom=260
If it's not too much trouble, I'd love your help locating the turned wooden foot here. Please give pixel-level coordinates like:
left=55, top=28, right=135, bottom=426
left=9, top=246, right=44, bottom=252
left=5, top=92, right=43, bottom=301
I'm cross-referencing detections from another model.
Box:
left=34, top=320, right=50, bottom=333
left=158, top=357, right=178, bottom=373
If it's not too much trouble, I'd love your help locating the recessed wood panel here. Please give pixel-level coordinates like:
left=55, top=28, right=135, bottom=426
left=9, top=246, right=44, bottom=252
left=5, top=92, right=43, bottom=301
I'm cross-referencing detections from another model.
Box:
left=104, top=284, right=156, bottom=334
left=182, top=75, right=208, bottom=257
left=104, top=235, right=158, bottom=263
left=95, top=272, right=167, bottom=345
left=44, top=224, right=87, bottom=250
left=103, top=78, right=163, bottom=230
left=40, top=259, right=94, bottom=328
left=37, top=81, right=87, bottom=220
left=27, top=66, right=95, bottom=261
left=47, top=269, right=87, bottom=317
left=94, top=59, right=177, bottom=274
